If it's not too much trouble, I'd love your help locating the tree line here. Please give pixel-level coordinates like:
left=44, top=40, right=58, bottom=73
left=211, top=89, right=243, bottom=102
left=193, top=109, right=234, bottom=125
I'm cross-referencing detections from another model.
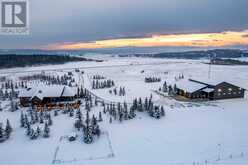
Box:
left=0, top=54, right=96, bottom=69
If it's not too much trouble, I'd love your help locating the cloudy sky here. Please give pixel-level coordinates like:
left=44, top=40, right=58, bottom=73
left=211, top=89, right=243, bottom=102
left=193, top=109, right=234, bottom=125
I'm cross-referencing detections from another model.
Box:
left=1, top=0, right=248, bottom=49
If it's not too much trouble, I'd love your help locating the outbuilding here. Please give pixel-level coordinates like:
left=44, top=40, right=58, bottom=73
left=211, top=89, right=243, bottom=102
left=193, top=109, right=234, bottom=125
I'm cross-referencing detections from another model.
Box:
left=175, top=79, right=245, bottom=100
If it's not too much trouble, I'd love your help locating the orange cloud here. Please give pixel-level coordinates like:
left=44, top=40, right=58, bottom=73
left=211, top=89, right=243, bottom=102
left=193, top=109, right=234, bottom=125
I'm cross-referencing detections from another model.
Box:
left=47, top=29, right=248, bottom=50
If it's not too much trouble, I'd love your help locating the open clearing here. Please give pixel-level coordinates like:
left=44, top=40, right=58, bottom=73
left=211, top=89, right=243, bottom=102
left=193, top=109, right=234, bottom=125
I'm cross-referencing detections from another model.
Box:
left=0, top=57, right=248, bottom=165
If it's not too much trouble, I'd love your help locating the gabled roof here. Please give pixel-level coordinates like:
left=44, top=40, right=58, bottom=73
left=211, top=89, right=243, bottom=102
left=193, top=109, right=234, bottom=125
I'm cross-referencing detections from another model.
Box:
left=61, top=86, right=77, bottom=97
left=19, top=87, right=36, bottom=97
left=176, top=80, right=207, bottom=93
left=19, top=85, right=77, bottom=101
left=31, top=85, right=64, bottom=99
left=189, top=79, right=246, bottom=90
left=176, top=78, right=246, bottom=94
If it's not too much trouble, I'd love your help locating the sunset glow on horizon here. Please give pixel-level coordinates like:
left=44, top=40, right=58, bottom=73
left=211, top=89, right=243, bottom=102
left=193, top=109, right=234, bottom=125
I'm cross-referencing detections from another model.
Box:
left=48, top=29, right=248, bottom=50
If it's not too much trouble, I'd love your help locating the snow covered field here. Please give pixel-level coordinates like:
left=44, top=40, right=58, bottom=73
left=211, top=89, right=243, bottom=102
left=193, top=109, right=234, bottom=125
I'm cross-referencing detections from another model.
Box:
left=0, top=57, right=248, bottom=165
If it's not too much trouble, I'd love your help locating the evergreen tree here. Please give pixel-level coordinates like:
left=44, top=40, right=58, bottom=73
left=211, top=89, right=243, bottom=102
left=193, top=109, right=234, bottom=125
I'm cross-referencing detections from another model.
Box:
left=36, top=126, right=41, bottom=136
left=95, top=98, right=98, bottom=106
left=83, top=110, right=93, bottom=144
left=103, top=105, right=106, bottom=114
left=138, top=98, right=143, bottom=112
left=0, top=124, right=5, bottom=142
left=144, top=97, right=148, bottom=111
left=129, top=108, right=136, bottom=119
left=34, top=110, right=39, bottom=122
left=74, top=109, right=83, bottom=130
left=69, top=109, right=74, bottom=117
left=173, top=84, right=177, bottom=95
left=10, top=99, right=16, bottom=112
left=95, top=125, right=101, bottom=137
left=24, top=114, right=28, bottom=128
left=91, top=115, right=97, bottom=126
left=123, top=109, right=128, bottom=120
left=48, top=114, right=52, bottom=126
left=26, top=122, right=31, bottom=136
left=39, top=115, right=44, bottom=124
left=30, top=113, right=35, bottom=125
left=43, top=123, right=50, bottom=138
left=98, top=111, right=103, bottom=122
left=163, top=81, right=168, bottom=93
left=160, top=106, right=165, bottom=116
left=5, top=119, right=12, bottom=138
left=20, top=112, right=25, bottom=127
left=54, top=109, right=58, bottom=116
left=153, top=106, right=161, bottom=119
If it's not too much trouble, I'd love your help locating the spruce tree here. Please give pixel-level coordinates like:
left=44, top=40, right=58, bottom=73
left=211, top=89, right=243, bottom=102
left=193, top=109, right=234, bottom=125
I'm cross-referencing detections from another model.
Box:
left=40, top=116, right=44, bottom=124
left=160, top=106, right=165, bottom=116
left=83, top=110, right=93, bottom=144
left=0, top=124, right=5, bottom=142
left=75, top=109, right=82, bottom=130
left=123, top=109, right=128, bottom=120
left=103, top=105, right=106, bottom=114
left=34, top=110, right=39, bottom=122
left=129, top=108, right=136, bottom=119
left=24, top=114, right=28, bottom=128
left=5, top=119, right=12, bottom=139
left=26, top=122, right=31, bottom=136
left=69, top=109, right=74, bottom=117
left=54, top=109, right=58, bottom=116
left=95, top=125, right=101, bottom=138
left=153, top=106, right=161, bottom=119
left=20, top=112, right=25, bottom=127
left=98, top=111, right=103, bottom=122
left=48, top=114, right=52, bottom=126
left=36, top=126, right=41, bottom=136
left=43, top=123, right=50, bottom=138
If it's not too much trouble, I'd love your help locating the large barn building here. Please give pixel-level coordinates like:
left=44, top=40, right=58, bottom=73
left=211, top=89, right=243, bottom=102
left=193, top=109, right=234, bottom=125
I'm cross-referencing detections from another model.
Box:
left=19, top=85, right=78, bottom=107
left=175, top=79, right=245, bottom=100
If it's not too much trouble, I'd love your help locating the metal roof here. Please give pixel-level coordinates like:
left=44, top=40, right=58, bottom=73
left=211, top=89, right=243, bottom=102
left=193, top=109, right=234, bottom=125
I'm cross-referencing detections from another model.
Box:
left=176, top=80, right=207, bottom=93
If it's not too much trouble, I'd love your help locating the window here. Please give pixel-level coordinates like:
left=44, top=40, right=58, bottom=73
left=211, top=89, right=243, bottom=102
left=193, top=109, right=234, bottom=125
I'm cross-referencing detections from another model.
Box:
left=228, top=88, right=232, bottom=91
left=218, top=88, right=222, bottom=92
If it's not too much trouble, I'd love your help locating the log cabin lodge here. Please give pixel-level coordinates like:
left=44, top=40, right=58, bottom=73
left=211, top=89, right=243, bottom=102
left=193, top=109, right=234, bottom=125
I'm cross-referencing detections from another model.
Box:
left=175, top=79, right=245, bottom=100
left=19, top=85, right=78, bottom=109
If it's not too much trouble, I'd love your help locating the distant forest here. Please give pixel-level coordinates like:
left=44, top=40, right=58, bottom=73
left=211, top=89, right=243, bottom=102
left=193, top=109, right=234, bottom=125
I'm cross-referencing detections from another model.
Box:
left=120, top=49, right=248, bottom=59
left=209, top=58, right=248, bottom=65
left=0, top=54, right=101, bottom=69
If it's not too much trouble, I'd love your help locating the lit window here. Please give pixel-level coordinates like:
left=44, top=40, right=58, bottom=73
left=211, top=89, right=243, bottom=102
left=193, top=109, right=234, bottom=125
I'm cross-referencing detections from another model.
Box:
left=228, top=88, right=232, bottom=91
left=218, top=88, right=222, bottom=92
